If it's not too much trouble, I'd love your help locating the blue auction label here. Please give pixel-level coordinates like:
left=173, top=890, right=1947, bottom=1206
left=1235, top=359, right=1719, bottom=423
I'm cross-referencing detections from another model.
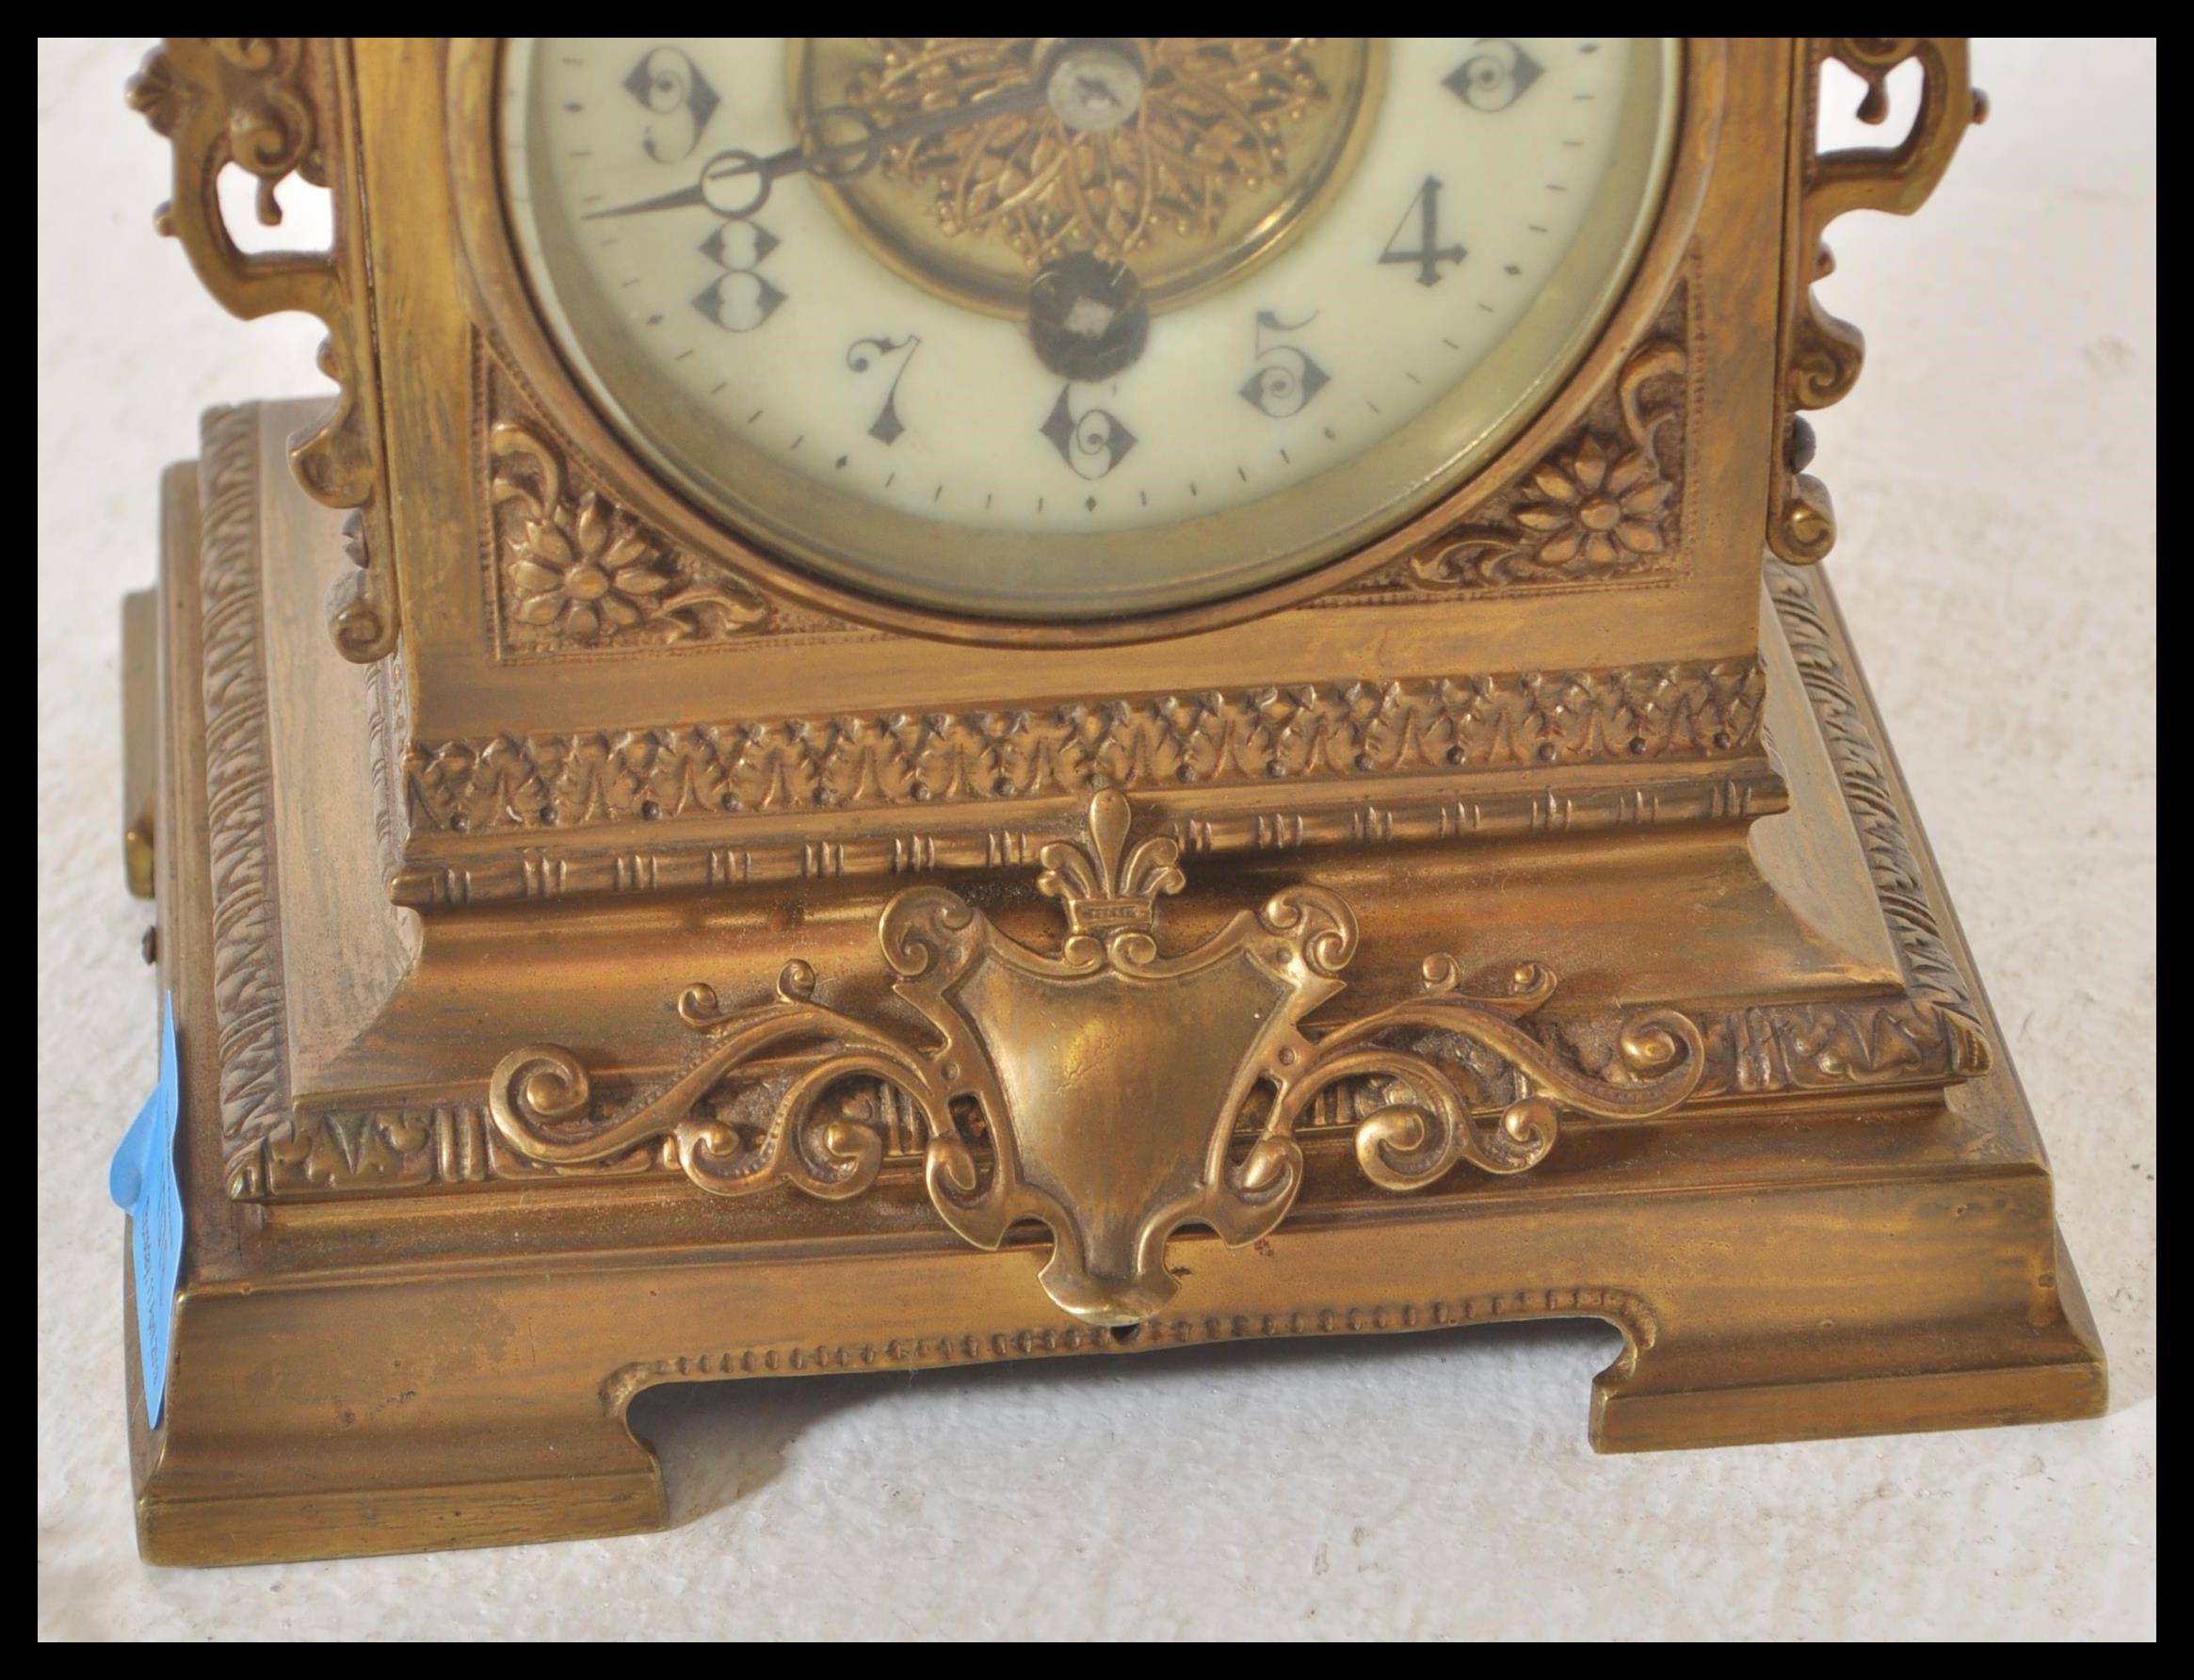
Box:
left=108, top=993, right=183, bottom=1429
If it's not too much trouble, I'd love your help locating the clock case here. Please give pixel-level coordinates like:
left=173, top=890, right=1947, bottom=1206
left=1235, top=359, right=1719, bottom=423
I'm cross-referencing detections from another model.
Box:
left=117, top=38, right=2104, bottom=1565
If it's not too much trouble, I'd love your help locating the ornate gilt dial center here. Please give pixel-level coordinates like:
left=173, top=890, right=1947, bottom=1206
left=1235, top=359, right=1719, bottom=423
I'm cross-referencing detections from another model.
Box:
left=799, top=37, right=1379, bottom=315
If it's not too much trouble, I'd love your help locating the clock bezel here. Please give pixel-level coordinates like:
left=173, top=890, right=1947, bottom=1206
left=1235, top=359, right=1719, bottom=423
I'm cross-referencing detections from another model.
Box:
left=446, top=38, right=1724, bottom=648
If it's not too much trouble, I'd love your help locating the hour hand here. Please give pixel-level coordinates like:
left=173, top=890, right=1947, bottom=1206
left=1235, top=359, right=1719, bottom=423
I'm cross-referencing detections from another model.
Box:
left=583, top=146, right=791, bottom=222
left=584, top=79, right=1053, bottom=224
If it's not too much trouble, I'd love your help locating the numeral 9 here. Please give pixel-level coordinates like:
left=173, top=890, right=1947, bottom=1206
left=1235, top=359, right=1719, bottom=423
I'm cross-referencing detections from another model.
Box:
left=622, top=46, right=720, bottom=164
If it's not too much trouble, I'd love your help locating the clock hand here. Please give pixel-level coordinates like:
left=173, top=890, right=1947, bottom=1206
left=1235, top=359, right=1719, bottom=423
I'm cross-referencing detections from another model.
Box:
left=584, top=38, right=1157, bottom=380
left=584, top=80, right=1053, bottom=224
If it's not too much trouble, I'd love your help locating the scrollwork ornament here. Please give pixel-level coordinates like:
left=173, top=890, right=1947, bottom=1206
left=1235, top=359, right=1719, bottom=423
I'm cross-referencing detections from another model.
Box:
left=1271, top=957, right=1701, bottom=1188
left=491, top=959, right=944, bottom=1202
left=488, top=792, right=1705, bottom=1325
left=127, top=37, right=399, bottom=659
left=1768, top=39, right=1987, bottom=564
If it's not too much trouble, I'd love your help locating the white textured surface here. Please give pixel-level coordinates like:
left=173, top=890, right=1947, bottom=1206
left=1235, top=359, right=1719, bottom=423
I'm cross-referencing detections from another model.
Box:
left=37, top=39, right=2155, bottom=1640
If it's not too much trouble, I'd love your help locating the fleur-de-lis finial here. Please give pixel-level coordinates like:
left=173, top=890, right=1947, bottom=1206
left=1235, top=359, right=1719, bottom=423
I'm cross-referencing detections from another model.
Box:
left=1036, top=790, right=1186, bottom=936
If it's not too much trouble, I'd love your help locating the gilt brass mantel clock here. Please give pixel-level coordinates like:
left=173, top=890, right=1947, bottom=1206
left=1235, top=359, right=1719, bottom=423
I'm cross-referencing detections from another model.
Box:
left=114, top=37, right=2105, bottom=1565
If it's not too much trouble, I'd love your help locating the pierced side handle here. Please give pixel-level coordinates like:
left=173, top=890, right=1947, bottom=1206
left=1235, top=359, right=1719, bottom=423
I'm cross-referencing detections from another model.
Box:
left=128, top=39, right=399, bottom=662
left=1769, top=39, right=1988, bottom=565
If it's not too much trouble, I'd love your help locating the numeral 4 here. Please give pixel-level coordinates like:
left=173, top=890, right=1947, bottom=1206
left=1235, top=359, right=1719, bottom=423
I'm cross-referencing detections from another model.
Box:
left=1379, top=177, right=1465, bottom=288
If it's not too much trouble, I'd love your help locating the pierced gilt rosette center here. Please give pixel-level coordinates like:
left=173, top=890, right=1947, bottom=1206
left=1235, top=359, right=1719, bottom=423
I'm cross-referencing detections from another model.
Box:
left=794, top=38, right=1379, bottom=314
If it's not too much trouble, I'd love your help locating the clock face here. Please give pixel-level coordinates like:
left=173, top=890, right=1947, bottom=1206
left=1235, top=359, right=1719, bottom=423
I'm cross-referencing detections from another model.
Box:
left=500, top=38, right=1678, bottom=621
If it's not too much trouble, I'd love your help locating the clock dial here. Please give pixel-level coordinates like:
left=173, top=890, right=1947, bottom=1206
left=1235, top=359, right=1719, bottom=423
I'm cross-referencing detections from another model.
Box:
left=500, top=38, right=1678, bottom=620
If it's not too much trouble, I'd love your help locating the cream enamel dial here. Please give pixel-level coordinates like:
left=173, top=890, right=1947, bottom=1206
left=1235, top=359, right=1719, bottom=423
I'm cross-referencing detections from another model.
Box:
left=500, top=38, right=1679, bottom=620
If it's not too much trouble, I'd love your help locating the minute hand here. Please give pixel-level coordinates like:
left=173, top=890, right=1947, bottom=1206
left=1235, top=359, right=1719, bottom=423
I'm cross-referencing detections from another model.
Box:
left=584, top=82, right=1054, bottom=223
